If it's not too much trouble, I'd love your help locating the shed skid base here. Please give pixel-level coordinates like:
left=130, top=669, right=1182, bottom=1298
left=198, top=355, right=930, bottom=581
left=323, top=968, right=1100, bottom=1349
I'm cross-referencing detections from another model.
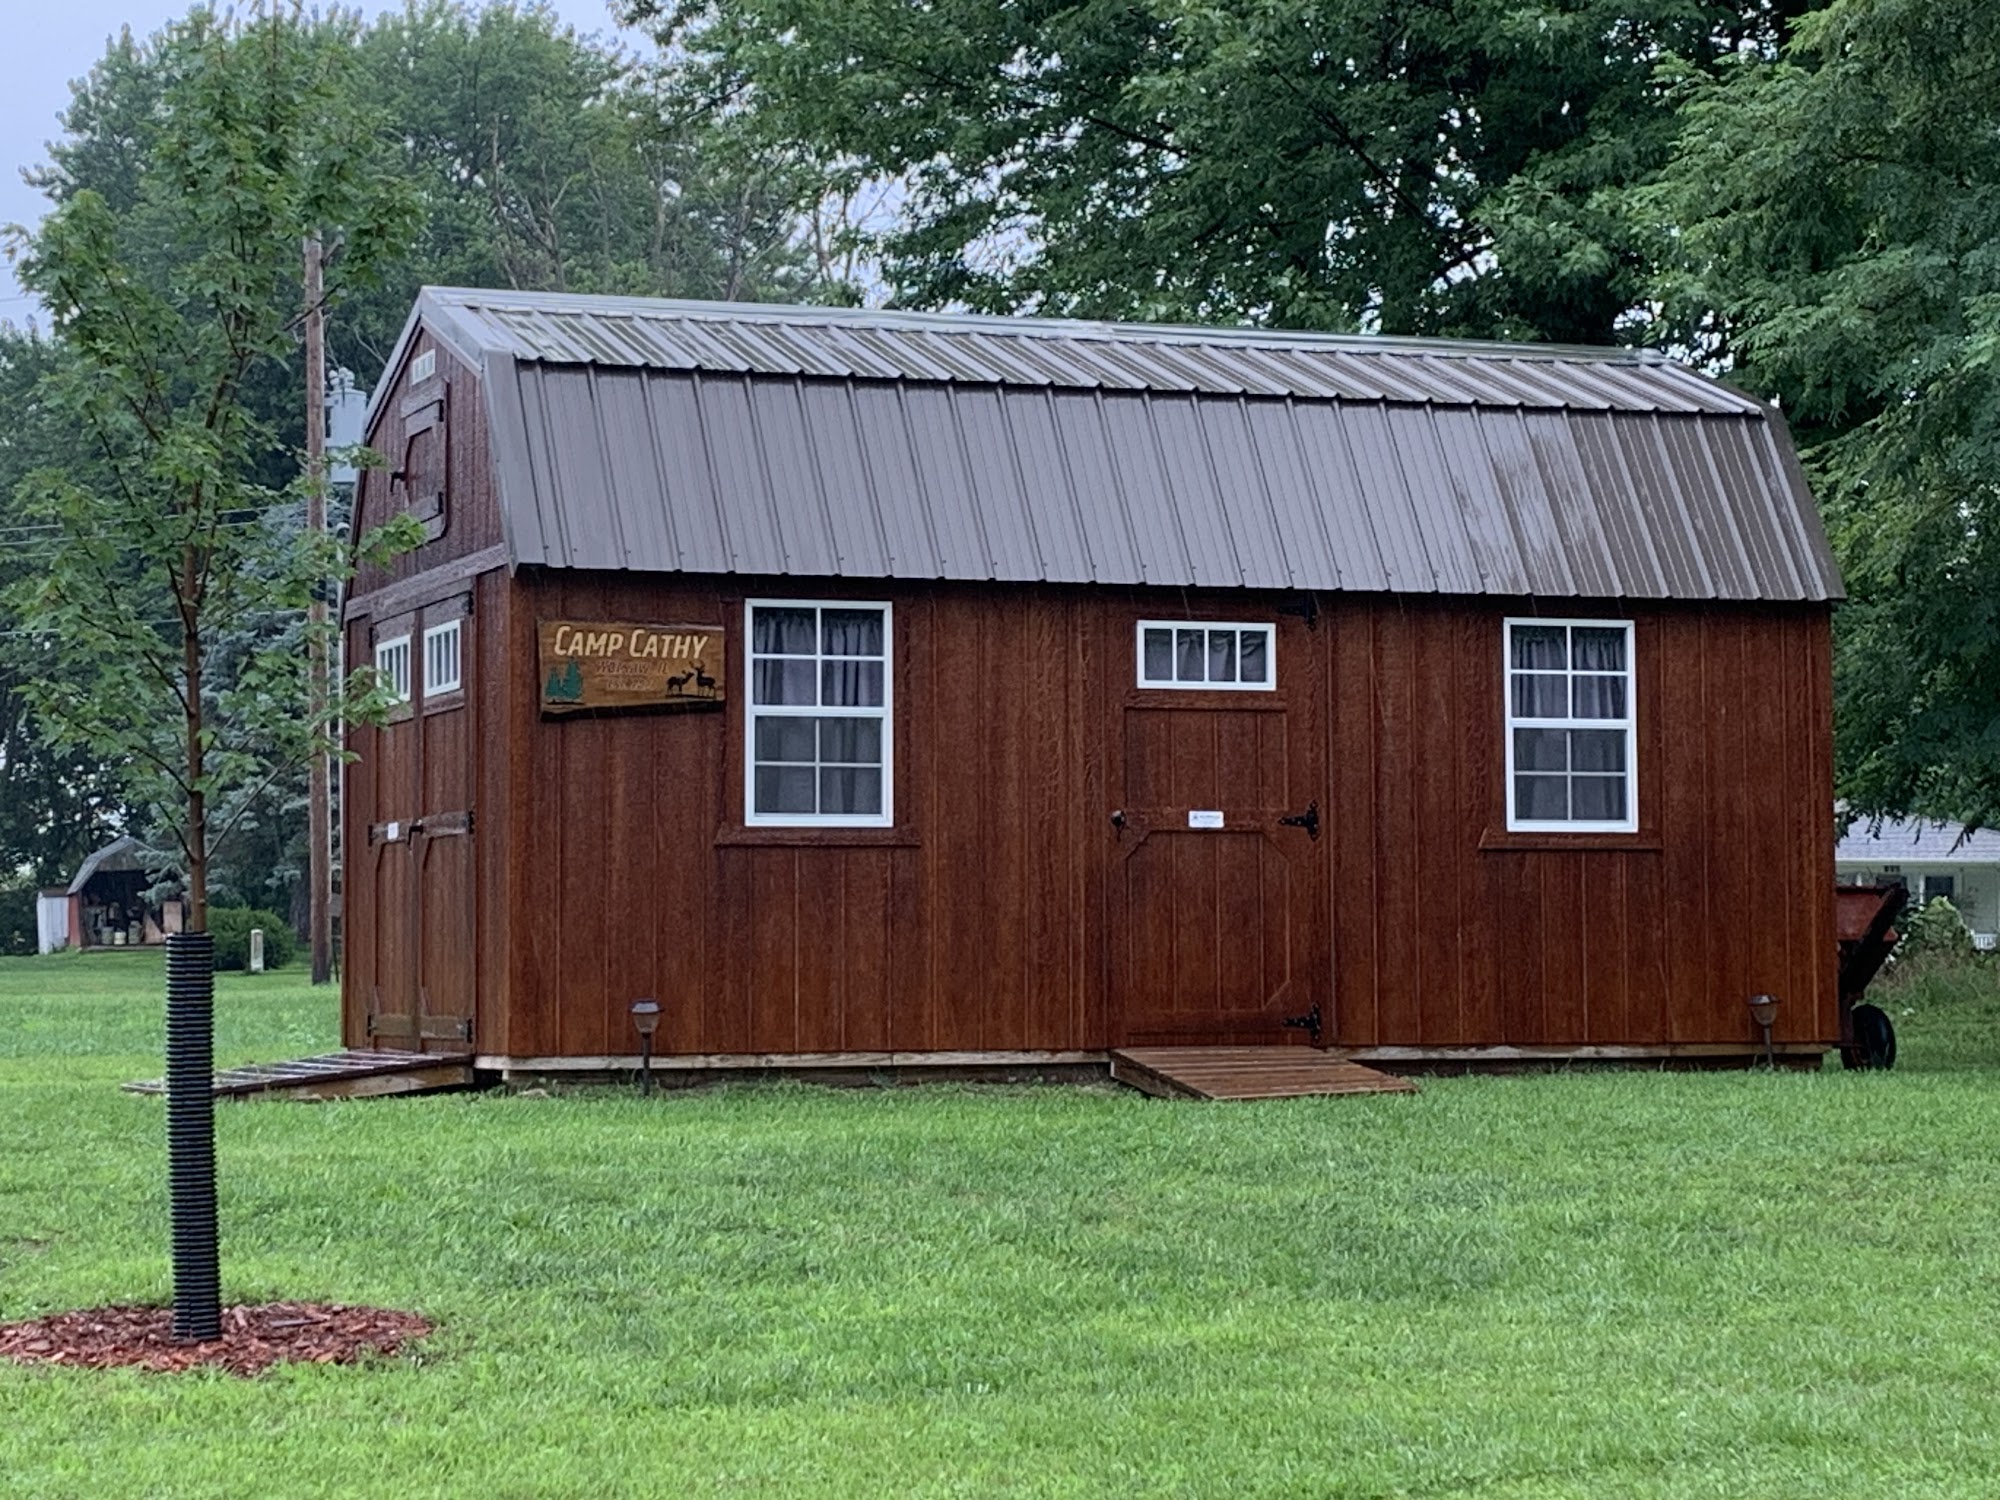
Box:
left=472, top=1043, right=1829, bottom=1087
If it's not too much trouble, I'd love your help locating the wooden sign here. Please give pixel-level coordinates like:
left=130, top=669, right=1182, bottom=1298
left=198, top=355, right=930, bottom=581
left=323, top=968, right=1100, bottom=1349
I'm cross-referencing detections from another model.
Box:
left=538, top=620, right=725, bottom=716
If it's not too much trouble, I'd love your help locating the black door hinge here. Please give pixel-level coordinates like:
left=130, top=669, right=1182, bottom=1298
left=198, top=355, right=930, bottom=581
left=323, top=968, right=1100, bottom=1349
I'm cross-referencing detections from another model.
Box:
left=1282, top=1003, right=1324, bottom=1047
left=1278, top=800, right=1320, bottom=840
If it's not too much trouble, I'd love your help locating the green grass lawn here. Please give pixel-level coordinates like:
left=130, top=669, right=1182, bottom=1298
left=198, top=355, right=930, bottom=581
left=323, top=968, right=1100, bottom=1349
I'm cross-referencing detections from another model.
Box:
left=4, top=954, right=2000, bottom=1498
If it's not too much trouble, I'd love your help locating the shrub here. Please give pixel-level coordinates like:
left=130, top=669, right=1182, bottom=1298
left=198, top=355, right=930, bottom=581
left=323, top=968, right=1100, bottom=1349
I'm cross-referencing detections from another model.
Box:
left=206, top=906, right=298, bottom=971
left=0, top=884, right=38, bottom=956
left=1894, top=896, right=1976, bottom=969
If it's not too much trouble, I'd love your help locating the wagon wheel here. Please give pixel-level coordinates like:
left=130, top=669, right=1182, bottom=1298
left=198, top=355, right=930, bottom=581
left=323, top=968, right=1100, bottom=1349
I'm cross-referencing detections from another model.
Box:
left=1841, top=1003, right=1897, bottom=1070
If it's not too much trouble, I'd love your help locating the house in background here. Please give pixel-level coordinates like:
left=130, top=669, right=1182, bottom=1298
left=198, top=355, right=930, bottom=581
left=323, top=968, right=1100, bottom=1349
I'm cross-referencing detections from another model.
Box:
left=36, top=835, right=184, bottom=953
left=1836, top=817, right=2000, bottom=950
left=341, top=288, right=1845, bottom=1074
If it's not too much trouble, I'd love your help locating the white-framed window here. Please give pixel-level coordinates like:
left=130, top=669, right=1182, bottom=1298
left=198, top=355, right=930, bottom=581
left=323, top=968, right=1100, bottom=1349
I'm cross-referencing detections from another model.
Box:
left=423, top=618, right=462, bottom=696
left=1136, top=621, right=1276, bottom=690
left=373, top=633, right=412, bottom=707
left=1504, top=618, right=1636, bottom=832
left=746, top=600, right=892, bottom=826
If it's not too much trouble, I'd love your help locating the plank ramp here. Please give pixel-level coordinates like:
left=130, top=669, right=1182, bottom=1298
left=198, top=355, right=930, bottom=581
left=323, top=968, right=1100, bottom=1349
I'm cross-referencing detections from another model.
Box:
left=1110, top=1046, right=1418, bottom=1101
left=123, top=1049, right=473, bottom=1102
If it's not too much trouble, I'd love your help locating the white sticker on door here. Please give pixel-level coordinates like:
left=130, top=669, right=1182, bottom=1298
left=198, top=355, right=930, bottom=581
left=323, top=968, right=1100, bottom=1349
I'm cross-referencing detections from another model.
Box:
left=1188, top=810, right=1224, bottom=829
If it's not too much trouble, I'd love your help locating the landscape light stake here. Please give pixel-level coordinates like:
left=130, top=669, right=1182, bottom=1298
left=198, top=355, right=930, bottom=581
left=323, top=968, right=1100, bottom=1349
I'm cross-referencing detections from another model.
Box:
left=630, top=999, right=661, bottom=1096
left=165, top=930, right=221, bottom=1341
left=1748, top=993, right=1779, bottom=1071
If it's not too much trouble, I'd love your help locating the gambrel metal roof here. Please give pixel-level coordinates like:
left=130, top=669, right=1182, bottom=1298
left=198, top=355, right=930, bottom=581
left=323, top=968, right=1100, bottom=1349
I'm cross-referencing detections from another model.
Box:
left=381, top=287, right=1843, bottom=601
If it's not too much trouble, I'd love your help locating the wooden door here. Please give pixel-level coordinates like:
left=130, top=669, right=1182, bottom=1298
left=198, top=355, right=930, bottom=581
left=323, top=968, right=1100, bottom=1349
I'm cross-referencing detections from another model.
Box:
left=1110, top=617, right=1328, bottom=1046
left=367, top=826, right=418, bottom=1045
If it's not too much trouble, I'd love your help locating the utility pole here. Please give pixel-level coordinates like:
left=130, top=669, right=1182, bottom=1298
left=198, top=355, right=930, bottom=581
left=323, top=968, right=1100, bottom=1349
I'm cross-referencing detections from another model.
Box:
left=305, top=234, right=332, bottom=987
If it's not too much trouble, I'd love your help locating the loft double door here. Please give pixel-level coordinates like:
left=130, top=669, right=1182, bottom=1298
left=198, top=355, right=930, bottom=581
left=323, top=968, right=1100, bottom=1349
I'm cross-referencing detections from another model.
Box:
left=1108, top=613, right=1330, bottom=1047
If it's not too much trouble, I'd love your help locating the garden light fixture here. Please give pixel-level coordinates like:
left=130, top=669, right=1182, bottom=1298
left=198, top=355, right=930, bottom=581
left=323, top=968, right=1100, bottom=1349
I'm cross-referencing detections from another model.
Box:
left=1748, top=993, right=1778, bottom=1069
left=630, top=998, right=661, bottom=1096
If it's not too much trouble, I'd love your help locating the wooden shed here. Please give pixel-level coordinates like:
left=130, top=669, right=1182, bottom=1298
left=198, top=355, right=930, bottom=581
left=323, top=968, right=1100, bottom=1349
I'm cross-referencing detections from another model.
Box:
left=342, top=289, right=1842, bottom=1075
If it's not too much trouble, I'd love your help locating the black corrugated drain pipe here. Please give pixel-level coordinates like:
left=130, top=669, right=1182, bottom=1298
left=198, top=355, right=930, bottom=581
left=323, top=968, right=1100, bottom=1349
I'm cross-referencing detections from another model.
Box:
left=165, top=930, right=221, bottom=1341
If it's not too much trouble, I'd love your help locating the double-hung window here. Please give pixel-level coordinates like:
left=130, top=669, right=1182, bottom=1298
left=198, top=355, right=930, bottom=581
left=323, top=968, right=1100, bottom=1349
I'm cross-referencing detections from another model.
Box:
left=746, top=601, right=891, bottom=826
left=1505, top=619, right=1636, bottom=832
left=374, top=633, right=412, bottom=707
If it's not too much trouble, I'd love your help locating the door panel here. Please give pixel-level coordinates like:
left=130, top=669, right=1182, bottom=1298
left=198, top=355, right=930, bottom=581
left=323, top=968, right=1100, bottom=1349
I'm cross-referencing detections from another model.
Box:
left=416, top=818, right=475, bottom=1045
left=369, top=831, right=418, bottom=1043
left=1110, top=619, right=1328, bottom=1045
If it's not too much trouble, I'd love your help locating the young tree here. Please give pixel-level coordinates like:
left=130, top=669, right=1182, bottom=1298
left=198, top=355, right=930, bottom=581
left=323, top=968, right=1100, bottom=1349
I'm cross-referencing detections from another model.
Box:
left=6, top=4, right=420, bottom=1338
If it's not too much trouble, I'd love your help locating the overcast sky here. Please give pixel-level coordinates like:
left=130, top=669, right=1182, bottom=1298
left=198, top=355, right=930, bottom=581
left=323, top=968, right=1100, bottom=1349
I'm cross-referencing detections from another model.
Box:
left=1, top=2, right=629, bottom=326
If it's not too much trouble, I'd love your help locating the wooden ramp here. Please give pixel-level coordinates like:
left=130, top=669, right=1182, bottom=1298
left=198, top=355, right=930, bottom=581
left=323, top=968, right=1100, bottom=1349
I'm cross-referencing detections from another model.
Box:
left=1111, top=1046, right=1418, bottom=1101
left=123, top=1049, right=474, bottom=1102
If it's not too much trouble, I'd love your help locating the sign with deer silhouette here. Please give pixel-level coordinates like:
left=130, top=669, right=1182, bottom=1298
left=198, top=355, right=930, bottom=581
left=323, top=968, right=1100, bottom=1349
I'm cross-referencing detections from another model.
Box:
left=537, top=620, right=725, bottom=716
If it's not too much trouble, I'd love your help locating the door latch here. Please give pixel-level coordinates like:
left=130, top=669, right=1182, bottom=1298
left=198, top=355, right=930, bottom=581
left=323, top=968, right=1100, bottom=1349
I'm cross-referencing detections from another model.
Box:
left=1278, top=800, right=1320, bottom=840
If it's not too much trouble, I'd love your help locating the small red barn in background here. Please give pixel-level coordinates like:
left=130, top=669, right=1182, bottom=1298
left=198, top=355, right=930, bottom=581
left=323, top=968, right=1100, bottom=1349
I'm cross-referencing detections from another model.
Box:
left=341, top=289, right=1841, bottom=1076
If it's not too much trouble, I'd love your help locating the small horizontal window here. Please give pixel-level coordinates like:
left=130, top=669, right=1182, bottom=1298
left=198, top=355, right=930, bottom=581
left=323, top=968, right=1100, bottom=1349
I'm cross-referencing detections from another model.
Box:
left=1136, top=621, right=1275, bottom=690
left=373, top=634, right=411, bottom=706
left=423, top=619, right=462, bottom=696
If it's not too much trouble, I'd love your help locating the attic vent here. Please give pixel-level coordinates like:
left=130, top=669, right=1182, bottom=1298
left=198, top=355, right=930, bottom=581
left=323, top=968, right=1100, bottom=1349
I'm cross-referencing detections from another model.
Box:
left=410, top=350, right=437, bottom=385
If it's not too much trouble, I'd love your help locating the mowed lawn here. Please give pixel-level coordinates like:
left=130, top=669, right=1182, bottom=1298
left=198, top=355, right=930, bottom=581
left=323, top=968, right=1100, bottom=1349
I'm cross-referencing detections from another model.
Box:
left=4, top=956, right=2000, bottom=1498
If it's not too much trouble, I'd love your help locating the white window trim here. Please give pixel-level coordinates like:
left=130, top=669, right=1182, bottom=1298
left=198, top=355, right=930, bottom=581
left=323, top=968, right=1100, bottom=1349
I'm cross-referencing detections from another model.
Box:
left=374, top=633, right=412, bottom=707
left=744, top=599, right=894, bottom=828
left=1134, top=620, right=1278, bottom=691
left=1503, top=617, right=1638, bottom=834
left=422, top=618, right=463, bottom=696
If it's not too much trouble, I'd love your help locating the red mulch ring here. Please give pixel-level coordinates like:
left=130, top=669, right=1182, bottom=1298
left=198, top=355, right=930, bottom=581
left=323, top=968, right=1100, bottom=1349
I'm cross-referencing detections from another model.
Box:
left=0, top=1302, right=434, bottom=1377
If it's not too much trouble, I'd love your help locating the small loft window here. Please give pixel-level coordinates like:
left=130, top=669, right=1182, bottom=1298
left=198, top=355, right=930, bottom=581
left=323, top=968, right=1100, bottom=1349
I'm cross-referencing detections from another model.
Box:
left=374, top=634, right=412, bottom=707
left=409, top=349, right=436, bottom=384
left=1504, top=619, right=1636, bottom=832
left=423, top=619, right=462, bottom=696
left=1137, top=621, right=1275, bottom=690
left=746, top=601, right=892, bottom=826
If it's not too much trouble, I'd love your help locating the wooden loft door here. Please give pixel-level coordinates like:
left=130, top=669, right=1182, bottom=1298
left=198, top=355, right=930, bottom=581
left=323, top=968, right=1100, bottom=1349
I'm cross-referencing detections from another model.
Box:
left=1108, top=611, right=1330, bottom=1047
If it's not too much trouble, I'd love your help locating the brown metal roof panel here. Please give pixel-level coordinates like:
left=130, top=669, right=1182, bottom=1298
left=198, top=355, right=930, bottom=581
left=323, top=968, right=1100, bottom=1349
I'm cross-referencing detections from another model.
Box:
left=541, top=369, right=632, bottom=569
left=1425, top=406, right=1553, bottom=594
left=900, top=384, right=990, bottom=577
left=950, top=386, right=1044, bottom=580
left=1237, top=400, right=1349, bottom=590
left=1748, top=420, right=1842, bottom=599
left=796, top=381, right=893, bottom=576
left=1149, top=393, right=1247, bottom=587
left=1650, top=415, right=1759, bottom=598
left=592, top=373, right=676, bottom=571
left=749, top=379, right=843, bottom=575
left=1394, top=406, right=1529, bottom=593
left=1321, top=405, right=1436, bottom=589
left=691, top=375, right=788, bottom=572
left=1046, top=390, right=1147, bottom=584
left=1281, top=403, right=1392, bottom=591
left=640, top=373, right=734, bottom=574
left=1194, top=400, right=1294, bottom=588
left=482, top=357, right=548, bottom=566
left=1587, top=413, right=1717, bottom=597
left=1687, top=418, right=1806, bottom=599
left=1515, top=410, right=1649, bottom=599
left=1560, top=412, right=1682, bottom=597
left=1000, top=388, right=1100, bottom=582
left=1097, top=395, right=1197, bottom=586
left=1360, top=405, right=1493, bottom=592
left=846, top=384, right=944, bottom=576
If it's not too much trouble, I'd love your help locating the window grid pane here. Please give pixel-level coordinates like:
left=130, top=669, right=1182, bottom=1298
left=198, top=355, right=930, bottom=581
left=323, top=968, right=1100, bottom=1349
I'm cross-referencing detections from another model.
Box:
left=749, top=604, right=890, bottom=823
left=1506, top=621, right=1634, bottom=829
left=423, top=621, right=461, bottom=696
left=1137, top=622, right=1276, bottom=691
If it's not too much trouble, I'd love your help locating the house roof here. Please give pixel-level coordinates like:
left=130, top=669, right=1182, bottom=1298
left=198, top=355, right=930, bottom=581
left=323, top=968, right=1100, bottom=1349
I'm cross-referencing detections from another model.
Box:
left=1835, top=817, right=2000, bottom=867
left=67, top=835, right=147, bottom=894
left=380, top=287, right=1843, bottom=601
